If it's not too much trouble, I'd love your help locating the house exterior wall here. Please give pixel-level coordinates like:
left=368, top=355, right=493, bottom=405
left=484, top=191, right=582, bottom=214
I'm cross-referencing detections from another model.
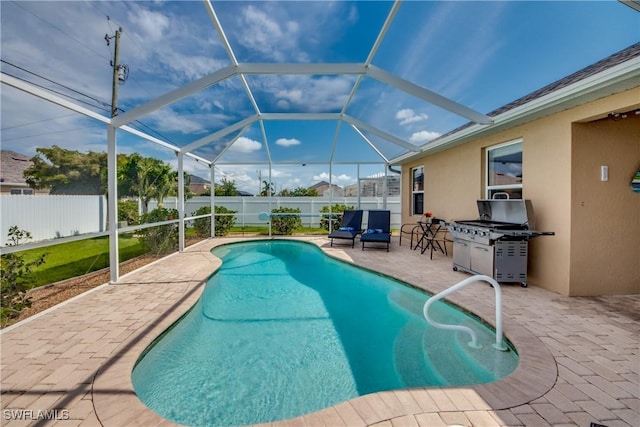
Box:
left=400, top=88, right=639, bottom=296
left=570, top=113, right=640, bottom=296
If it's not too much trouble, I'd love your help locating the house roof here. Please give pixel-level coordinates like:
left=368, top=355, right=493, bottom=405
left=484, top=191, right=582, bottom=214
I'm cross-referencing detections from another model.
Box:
left=0, top=150, right=32, bottom=185
left=393, top=42, right=640, bottom=164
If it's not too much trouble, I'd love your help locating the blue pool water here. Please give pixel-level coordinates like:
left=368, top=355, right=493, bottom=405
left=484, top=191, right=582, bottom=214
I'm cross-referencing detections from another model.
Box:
left=132, top=240, right=518, bottom=426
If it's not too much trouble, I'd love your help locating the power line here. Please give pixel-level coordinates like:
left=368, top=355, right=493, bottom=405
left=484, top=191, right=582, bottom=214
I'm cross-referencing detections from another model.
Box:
left=1, top=60, right=112, bottom=110
left=0, top=113, right=77, bottom=131
left=9, top=1, right=110, bottom=62
left=1, top=70, right=111, bottom=114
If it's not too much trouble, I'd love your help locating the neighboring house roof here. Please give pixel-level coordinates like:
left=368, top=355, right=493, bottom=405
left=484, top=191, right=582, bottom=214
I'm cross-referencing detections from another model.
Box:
left=309, top=180, right=342, bottom=190
left=394, top=42, right=640, bottom=163
left=0, top=150, right=32, bottom=185
left=189, top=174, right=210, bottom=185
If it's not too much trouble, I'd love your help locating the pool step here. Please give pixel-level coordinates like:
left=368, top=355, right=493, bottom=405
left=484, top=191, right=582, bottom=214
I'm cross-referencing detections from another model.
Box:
left=452, top=320, right=518, bottom=383
left=393, top=321, right=446, bottom=387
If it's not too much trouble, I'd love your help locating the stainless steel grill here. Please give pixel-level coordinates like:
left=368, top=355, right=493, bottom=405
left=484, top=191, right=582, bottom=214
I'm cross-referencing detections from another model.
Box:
left=449, top=199, right=554, bottom=287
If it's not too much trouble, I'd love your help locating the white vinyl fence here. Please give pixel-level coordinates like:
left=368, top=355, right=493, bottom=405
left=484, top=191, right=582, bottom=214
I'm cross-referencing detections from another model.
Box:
left=149, top=196, right=402, bottom=229
left=0, top=195, right=107, bottom=245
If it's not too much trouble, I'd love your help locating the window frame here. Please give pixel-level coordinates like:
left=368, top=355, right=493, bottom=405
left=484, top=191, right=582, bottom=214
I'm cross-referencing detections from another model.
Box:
left=410, top=165, right=424, bottom=216
left=485, top=139, right=523, bottom=199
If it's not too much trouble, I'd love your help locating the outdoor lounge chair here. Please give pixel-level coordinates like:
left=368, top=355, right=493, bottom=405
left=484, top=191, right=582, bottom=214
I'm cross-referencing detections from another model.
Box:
left=328, top=210, right=363, bottom=248
left=361, top=210, right=392, bottom=251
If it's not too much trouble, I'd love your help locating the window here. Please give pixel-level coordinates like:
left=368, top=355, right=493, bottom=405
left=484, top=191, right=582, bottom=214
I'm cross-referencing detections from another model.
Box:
left=411, top=166, right=424, bottom=215
left=486, top=140, right=523, bottom=199
left=10, top=188, right=33, bottom=195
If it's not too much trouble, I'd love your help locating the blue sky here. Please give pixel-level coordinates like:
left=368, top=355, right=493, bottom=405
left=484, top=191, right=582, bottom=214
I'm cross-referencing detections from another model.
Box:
left=1, top=1, right=638, bottom=193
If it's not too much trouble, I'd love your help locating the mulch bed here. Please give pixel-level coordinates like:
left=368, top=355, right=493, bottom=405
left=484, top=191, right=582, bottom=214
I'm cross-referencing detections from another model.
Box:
left=6, top=254, right=161, bottom=327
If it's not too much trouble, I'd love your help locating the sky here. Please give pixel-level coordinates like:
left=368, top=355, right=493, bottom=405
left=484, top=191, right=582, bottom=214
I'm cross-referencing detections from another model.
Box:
left=1, top=0, right=638, bottom=194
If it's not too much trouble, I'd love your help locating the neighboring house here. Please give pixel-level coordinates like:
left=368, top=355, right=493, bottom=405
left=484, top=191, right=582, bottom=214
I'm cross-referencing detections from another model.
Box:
left=0, top=150, right=46, bottom=195
left=344, top=175, right=401, bottom=197
left=309, top=180, right=344, bottom=197
left=188, top=174, right=211, bottom=196
left=395, top=43, right=639, bottom=297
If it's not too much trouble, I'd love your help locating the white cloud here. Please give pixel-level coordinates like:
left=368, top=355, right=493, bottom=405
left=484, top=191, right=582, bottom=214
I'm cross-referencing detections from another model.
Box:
left=276, top=138, right=301, bottom=147
left=230, top=137, right=262, bottom=153
left=409, top=130, right=441, bottom=144
left=128, top=8, right=170, bottom=42
left=396, top=109, right=429, bottom=126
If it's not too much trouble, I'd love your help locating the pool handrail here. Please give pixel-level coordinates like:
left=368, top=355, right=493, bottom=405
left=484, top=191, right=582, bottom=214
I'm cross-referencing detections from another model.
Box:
left=423, top=274, right=508, bottom=351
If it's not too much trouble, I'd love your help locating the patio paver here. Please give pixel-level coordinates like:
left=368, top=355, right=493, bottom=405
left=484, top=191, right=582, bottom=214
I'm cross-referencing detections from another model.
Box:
left=1, top=236, right=638, bottom=427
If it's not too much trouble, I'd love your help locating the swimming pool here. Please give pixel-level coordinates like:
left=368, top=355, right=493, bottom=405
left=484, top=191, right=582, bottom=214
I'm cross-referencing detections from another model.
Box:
left=132, top=240, right=518, bottom=426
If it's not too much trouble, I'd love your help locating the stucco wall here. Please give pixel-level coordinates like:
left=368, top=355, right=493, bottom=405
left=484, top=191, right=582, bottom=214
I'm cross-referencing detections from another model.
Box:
left=400, top=88, right=639, bottom=296
left=570, top=114, right=640, bottom=296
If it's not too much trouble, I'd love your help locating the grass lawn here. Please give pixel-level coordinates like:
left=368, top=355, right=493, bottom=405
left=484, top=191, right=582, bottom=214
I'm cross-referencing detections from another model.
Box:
left=20, top=234, right=147, bottom=288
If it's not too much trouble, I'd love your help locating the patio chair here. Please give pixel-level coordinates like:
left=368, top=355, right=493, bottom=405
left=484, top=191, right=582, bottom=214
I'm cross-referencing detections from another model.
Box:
left=361, top=210, right=392, bottom=252
left=328, top=210, right=364, bottom=248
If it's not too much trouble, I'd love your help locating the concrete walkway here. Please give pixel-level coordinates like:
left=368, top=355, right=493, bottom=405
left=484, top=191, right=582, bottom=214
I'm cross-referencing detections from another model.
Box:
left=1, top=236, right=638, bottom=427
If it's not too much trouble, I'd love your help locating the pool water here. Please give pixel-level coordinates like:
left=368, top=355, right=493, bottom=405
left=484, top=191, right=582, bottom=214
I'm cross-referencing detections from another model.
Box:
left=132, top=240, right=518, bottom=426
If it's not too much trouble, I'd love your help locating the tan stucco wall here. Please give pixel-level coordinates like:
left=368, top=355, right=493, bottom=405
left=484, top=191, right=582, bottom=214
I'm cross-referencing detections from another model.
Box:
left=569, top=114, right=640, bottom=296
left=400, top=88, right=640, bottom=296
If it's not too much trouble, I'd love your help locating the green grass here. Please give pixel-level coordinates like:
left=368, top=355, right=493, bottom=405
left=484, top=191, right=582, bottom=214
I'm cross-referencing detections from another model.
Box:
left=18, top=234, right=147, bottom=289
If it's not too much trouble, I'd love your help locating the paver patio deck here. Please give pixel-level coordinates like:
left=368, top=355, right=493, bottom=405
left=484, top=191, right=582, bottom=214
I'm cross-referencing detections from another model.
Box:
left=1, top=236, right=638, bottom=427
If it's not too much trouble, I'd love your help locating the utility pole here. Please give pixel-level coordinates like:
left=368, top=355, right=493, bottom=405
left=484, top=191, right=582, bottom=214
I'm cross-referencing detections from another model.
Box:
left=105, top=27, right=128, bottom=117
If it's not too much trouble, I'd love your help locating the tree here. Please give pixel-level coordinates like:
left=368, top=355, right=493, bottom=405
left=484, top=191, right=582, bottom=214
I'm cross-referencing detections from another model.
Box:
left=1, top=226, right=46, bottom=326
left=118, top=154, right=185, bottom=214
left=214, top=177, right=238, bottom=196
left=279, top=186, right=318, bottom=197
left=24, top=146, right=107, bottom=194
left=259, top=180, right=275, bottom=196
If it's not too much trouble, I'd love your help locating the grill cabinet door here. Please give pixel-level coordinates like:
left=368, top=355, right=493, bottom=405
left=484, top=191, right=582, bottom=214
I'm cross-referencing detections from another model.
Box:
left=453, top=240, right=471, bottom=271
left=470, top=243, right=494, bottom=277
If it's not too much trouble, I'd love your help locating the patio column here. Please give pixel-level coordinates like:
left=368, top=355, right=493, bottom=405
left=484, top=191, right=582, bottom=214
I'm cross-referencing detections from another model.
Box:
left=107, top=125, right=119, bottom=283
left=177, top=152, right=185, bottom=252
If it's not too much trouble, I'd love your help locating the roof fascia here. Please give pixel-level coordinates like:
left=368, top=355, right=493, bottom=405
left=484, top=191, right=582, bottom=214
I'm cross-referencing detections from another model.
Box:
left=1, top=72, right=110, bottom=125
left=182, top=115, right=259, bottom=153
left=391, top=56, right=640, bottom=164
left=366, top=65, right=493, bottom=125
left=112, top=65, right=237, bottom=127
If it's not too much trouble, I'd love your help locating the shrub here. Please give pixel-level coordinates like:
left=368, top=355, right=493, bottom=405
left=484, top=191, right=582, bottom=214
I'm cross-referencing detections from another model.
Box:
left=118, top=199, right=139, bottom=225
left=1, top=226, right=46, bottom=327
left=319, top=204, right=355, bottom=231
left=192, top=205, right=237, bottom=237
left=270, top=207, right=302, bottom=235
left=139, top=208, right=178, bottom=255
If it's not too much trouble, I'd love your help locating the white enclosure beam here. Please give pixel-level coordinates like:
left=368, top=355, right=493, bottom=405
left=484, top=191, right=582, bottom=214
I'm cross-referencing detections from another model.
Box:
left=212, top=125, right=252, bottom=163
left=259, top=113, right=342, bottom=121
left=350, top=124, right=390, bottom=163
left=328, top=121, right=343, bottom=163
left=236, top=63, right=366, bottom=75
left=342, top=115, right=420, bottom=152
left=182, top=115, right=259, bottom=152
left=177, top=152, right=185, bottom=252
left=366, top=65, right=493, bottom=125
left=259, top=120, right=273, bottom=165
left=119, top=125, right=181, bottom=153
left=107, top=125, right=119, bottom=283
left=203, top=0, right=239, bottom=66
left=1, top=73, right=110, bottom=124
left=112, top=65, right=237, bottom=127
left=365, top=0, right=403, bottom=65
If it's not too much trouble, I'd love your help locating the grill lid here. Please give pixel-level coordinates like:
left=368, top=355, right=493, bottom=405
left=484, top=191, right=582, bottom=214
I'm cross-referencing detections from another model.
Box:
left=476, top=199, right=535, bottom=229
